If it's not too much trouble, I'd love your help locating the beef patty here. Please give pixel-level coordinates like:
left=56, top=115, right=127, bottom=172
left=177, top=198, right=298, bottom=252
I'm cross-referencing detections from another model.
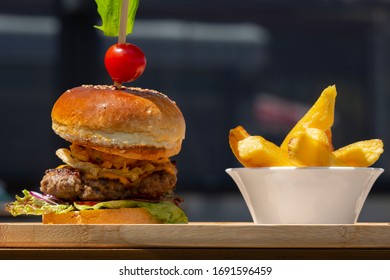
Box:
left=40, top=167, right=177, bottom=201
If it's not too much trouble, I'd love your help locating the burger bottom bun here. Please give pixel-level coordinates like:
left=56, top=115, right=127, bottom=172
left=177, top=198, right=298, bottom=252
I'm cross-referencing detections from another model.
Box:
left=42, top=208, right=160, bottom=224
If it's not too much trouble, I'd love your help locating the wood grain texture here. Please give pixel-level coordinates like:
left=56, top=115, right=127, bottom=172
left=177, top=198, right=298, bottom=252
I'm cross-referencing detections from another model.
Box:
left=1, top=222, right=390, bottom=249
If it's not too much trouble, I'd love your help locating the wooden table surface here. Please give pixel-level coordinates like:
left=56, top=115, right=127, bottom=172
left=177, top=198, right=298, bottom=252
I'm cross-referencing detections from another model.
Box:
left=1, top=222, right=390, bottom=259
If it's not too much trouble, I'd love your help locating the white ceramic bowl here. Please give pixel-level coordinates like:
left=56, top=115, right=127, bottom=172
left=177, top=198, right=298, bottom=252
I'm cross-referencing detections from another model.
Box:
left=226, top=167, right=384, bottom=224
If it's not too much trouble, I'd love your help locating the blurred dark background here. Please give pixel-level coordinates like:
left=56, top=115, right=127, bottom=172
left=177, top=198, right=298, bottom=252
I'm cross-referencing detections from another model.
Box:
left=1, top=0, right=390, bottom=222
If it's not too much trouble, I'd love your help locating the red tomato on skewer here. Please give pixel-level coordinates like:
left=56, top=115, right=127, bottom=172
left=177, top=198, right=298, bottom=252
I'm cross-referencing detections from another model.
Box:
left=104, top=43, right=146, bottom=83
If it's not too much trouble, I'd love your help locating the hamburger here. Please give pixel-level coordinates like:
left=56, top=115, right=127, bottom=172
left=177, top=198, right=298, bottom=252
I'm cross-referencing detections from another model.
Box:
left=6, top=85, right=187, bottom=224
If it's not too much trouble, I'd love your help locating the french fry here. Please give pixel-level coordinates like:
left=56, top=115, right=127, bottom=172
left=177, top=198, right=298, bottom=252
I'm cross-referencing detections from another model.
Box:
left=230, top=125, right=250, bottom=141
left=325, top=128, right=334, bottom=151
left=229, top=126, right=257, bottom=167
left=333, top=139, right=384, bottom=167
left=281, top=85, right=337, bottom=151
left=238, top=136, right=301, bottom=167
left=288, top=128, right=346, bottom=166
left=229, top=126, right=301, bottom=167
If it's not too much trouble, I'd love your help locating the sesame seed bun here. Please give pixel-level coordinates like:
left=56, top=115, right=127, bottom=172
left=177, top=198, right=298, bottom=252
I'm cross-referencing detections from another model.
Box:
left=51, top=85, right=186, bottom=160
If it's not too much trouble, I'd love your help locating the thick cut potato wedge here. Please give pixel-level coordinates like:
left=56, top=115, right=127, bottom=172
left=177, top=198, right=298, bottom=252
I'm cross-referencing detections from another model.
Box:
left=238, top=136, right=301, bottom=167
left=325, top=128, right=334, bottom=151
left=281, top=85, right=337, bottom=150
left=288, top=128, right=346, bottom=166
left=229, top=126, right=300, bottom=167
left=230, top=125, right=250, bottom=141
left=333, top=139, right=384, bottom=167
left=229, top=126, right=257, bottom=167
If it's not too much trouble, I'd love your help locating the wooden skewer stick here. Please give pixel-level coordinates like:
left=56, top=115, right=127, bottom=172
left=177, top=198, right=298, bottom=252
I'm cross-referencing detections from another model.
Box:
left=118, top=0, right=129, bottom=44
left=114, top=0, right=130, bottom=89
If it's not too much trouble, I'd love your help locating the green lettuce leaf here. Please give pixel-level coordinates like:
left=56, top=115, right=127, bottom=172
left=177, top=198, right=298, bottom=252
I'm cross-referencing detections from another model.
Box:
left=5, top=190, right=74, bottom=216
left=5, top=190, right=188, bottom=224
left=75, top=200, right=188, bottom=224
left=94, top=0, right=139, bottom=37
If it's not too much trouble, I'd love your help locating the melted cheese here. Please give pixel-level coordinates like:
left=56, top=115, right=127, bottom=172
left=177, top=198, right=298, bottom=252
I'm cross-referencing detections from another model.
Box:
left=56, top=148, right=175, bottom=186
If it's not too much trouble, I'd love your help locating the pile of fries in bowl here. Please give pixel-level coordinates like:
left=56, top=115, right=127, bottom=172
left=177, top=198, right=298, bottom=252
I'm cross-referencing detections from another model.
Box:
left=226, top=85, right=384, bottom=224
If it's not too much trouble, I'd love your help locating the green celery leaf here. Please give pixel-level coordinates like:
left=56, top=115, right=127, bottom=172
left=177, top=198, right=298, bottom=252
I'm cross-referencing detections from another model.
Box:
left=95, top=0, right=139, bottom=37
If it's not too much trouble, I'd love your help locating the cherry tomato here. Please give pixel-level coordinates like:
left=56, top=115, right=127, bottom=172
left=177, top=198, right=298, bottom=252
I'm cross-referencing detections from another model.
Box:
left=104, top=43, right=146, bottom=83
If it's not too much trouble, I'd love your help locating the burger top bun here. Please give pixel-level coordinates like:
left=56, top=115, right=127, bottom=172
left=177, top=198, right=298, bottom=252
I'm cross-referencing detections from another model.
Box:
left=51, top=85, right=186, bottom=160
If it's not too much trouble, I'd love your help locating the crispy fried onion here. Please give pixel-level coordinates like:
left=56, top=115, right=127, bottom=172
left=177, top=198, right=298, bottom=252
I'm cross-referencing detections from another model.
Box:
left=56, top=146, right=176, bottom=185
